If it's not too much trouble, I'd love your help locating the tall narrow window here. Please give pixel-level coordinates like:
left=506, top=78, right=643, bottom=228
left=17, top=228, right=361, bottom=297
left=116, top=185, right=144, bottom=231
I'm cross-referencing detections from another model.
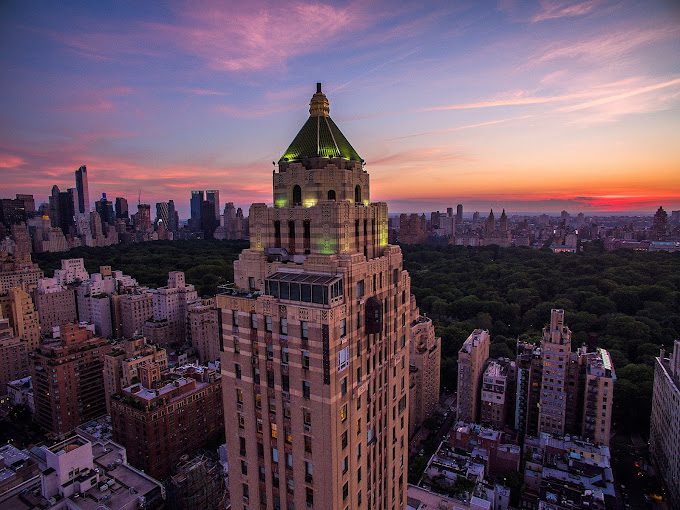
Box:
left=328, top=189, right=336, bottom=200
left=293, top=185, right=302, bottom=206
left=288, top=220, right=296, bottom=254
left=274, top=220, right=281, bottom=248
left=303, top=220, right=311, bottom=254
left=355, top=185, right=362, bottom=204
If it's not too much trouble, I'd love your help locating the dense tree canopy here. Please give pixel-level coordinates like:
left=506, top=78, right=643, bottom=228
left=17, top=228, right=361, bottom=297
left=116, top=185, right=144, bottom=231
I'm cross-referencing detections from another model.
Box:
left=401, top=244, right=680, bottom=436
left=35, top=240, right=248, bottom=296
left=34, top=240, right=680, bottom=436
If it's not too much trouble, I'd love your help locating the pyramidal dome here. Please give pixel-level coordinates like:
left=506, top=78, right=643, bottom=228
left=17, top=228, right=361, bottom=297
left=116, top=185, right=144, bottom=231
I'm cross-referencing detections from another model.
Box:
left=279, top=83, right=362, bottom=164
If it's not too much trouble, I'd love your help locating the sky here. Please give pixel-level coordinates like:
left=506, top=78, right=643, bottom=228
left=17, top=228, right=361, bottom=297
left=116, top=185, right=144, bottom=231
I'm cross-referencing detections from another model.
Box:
left=1, top=0, right=679, bottom=217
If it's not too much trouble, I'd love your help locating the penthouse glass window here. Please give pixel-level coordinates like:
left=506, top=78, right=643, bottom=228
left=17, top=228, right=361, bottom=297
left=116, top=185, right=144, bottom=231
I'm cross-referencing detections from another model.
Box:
left=264, top=272, right=343, bottom=306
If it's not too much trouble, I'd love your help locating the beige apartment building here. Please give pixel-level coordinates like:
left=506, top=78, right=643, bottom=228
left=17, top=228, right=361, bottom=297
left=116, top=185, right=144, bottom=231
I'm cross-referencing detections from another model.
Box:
left=456, top=329, right=490, bottom=423
left=217, top=84, right=412, bottom=510
left=188, top=298, right=220, bottom=363
left=408, top=301, right=441, bottom=436
left=538, top=309, right=572, bottom=436
left=650, top=340, right=680, bottom=509
left=33, top=277, right=78, bottom=335
left=120, top=291, right=153, bottom=338
left=2, top=287, right=41, bottom=351
left=103, top=336, right=168, bottom=413
left=480, top=358, right=515, bottom=430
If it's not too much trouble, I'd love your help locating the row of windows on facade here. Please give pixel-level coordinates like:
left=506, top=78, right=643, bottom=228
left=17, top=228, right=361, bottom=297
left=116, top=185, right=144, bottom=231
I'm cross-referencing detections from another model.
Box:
left=288, top=184, right=362, bottom=207
left=237, top=426, right=405, bottom=508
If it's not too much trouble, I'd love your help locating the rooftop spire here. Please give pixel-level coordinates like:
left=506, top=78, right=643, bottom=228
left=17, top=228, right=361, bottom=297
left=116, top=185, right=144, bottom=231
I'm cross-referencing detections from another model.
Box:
left=309, top=82, right=330, bottom=117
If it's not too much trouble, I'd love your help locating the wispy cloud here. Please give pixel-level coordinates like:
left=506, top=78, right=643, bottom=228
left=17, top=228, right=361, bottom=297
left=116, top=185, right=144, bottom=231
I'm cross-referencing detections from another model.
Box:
left=419, top=76, right=680, bottom=124
left=532, top=25, right=679, bottom=64
left=388, top=116, right=533, bottom=140
left=419, top=90, right=592, bottom=112
left=177, top=87, right=229, bottom=97
left=0, top=153, right=25, bottom=169
left=531, top=0, right=600, bottom=22
left=147, top=1, right=362, bottom=73
left=558, top=77, right=680, bottom=112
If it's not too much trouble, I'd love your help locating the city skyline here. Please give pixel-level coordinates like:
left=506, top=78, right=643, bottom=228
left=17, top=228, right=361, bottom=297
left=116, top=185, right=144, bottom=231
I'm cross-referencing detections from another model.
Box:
left=2, top=0, right=679, bottom=215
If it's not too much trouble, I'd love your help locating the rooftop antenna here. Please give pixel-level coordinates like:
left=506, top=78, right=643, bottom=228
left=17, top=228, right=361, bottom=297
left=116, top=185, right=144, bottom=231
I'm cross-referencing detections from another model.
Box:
left=138, top=190, right=141, bottom=206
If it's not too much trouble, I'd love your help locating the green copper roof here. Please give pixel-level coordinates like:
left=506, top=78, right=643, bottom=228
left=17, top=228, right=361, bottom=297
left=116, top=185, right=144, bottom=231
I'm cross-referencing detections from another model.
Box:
left=279, top=84, right=363, bottom=164
left=280, top=115, right=362, bottom=163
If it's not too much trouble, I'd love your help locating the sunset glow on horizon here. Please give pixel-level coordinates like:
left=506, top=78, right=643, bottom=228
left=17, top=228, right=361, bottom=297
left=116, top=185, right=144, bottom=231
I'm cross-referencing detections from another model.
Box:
left=1, top=0, right=679, bottom=216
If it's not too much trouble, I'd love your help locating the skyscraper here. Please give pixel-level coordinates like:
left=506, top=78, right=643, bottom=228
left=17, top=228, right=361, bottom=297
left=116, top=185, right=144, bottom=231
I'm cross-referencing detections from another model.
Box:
left=167, top=199, right=179, bottom=232
left=456, top=204, right=463, bottom=224
left=456, top=329, right=490, bottom=423
left=217, top=83, right=411, bottom=510
left=95, top=193, right=115, bottom=224
left=115, top=196, right=129, bottom=220
left=155, top=201, right=170, bottom=228
left=75, top=165, right=90, bottom=214
left=538, top=309, right=571, bottom=436
left=206, top=189, right=220, bottom=220
left=49, top=185, right=76, bottom=235
left=190, top=190, right=204, bottom=230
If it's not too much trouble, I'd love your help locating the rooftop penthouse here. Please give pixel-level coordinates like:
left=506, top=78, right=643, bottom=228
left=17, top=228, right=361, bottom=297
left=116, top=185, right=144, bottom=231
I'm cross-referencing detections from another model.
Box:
left=118, top=363, right=220, bottom=409
left=460, top=329, right=489, bottom=354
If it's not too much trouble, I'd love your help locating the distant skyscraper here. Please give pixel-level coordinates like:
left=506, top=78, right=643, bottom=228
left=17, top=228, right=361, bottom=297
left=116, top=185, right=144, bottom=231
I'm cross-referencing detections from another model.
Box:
left=155, top=201, right=170, bottom=228
left=190, top=190, right=204, bottom=229
left=115, top=197, right=129, bottom=219
left=206, top=189, right=220, bottom=220
left=456, top=204, right=463, bottom=224
left=133, top=203, right=152, bottom=232
left=200, top=200, right=218, bottom=238
left=95, top=193, right=114, bottom=224
left=167, top=199, right=179, bottom=232
left=49, top=185, right=76, bottom=235
left=74, top=165, right=90, bottom=214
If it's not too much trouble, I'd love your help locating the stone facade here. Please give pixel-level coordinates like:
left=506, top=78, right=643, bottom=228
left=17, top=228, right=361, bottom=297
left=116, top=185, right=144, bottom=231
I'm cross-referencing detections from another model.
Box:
left=217, top=84, right=411, bottom=510
left=408, top=306, right=441, bottom=436
left=456, top=329, right=490, bottom=423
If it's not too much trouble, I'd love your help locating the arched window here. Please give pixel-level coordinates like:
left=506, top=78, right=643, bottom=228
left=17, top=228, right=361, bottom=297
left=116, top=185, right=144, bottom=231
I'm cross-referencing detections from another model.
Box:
left=354, top=185, right=362, bottom=204
left=293, top=185, right=302, bottom=206
left=327, top=190, right=336, bottom=201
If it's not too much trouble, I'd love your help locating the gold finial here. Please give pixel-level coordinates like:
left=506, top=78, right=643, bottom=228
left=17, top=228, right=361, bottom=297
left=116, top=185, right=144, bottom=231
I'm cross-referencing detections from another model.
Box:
left=309, top=82, right=330, bottom=117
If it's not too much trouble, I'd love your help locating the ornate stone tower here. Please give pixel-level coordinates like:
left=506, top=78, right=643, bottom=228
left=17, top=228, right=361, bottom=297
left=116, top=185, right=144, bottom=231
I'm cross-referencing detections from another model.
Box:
left=217, top=84, right=411, bottom=509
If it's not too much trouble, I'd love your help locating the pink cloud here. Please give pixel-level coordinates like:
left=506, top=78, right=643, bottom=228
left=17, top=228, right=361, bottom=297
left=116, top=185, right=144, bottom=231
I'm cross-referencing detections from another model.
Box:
left=0, top=153, right=26, bottom=169
left=531, top=0, right=600, bottom=23
left=146, top=1, right=362, bottom=73
left=532, top=25, right=679, bottom=64
left=558, top=77, right=680, bottom=112
left=419, top=76, right=680, bottom=124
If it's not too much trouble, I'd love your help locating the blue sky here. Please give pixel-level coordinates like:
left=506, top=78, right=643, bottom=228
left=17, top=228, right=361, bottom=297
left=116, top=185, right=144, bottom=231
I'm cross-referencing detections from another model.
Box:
left=1, top=0, right=679, bottom=216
